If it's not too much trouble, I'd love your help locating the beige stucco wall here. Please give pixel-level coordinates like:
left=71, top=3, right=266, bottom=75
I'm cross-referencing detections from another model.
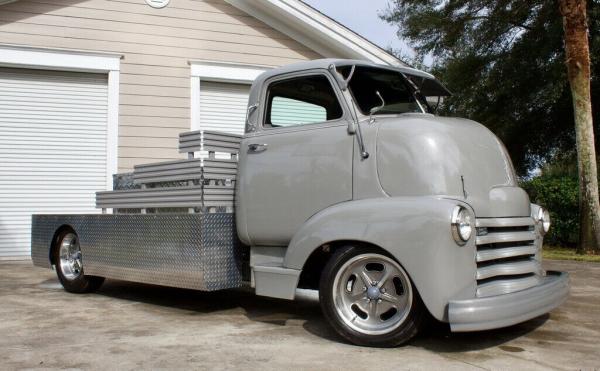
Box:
left=0, top=0, right=323, bottom=171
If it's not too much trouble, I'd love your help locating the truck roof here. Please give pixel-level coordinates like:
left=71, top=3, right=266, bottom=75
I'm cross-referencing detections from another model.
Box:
left=254, top=58, right=437, bottom=85
left=248, top=59, right=448, bottom=103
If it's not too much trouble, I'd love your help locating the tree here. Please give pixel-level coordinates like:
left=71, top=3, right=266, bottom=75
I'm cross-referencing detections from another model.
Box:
left=560, top=0, right=600, bottom=253
left=382, top=0, right=600, bottom=253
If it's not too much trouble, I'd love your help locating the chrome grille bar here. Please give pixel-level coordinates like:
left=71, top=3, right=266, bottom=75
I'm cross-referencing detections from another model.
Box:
left=476, top=260, right=541, bottom=280
left=476, top=230, right=535, bottom=245
left=476, top=217, right=534, bottom=228
left=475, top=216, right=541, bottom=297
left=476, top=244, right=537, bottom=262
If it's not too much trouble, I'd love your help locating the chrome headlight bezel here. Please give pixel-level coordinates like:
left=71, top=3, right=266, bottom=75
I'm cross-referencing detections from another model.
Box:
left=537, top=207, right=551, bottom=234
left=451, top=206, right=473, bottom=245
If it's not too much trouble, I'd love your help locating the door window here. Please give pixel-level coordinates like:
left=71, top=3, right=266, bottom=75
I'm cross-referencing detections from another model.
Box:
left=264, top=74, right=343, bottom=128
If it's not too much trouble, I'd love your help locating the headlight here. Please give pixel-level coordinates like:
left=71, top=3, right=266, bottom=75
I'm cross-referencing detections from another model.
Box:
left=537, top=207, right=551, bottom=233
left=451, top=206, right=473, bottom=245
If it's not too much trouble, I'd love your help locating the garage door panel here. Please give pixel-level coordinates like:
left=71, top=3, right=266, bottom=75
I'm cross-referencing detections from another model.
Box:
left=0, top=68, right=108, bottom=259
left=0, top=95, right=108, bottom=105
left=0, top=133, right=107, bottom=143
left=0, top=108, right=107, bottom=118
left=0, top=89, right=107, bottom=99
left=0, top=152, right=106, bottom=160
left=0, top=118, right=110, bottom=128
left=0, top=86, right=107, bottom=96
left=0, top=129, right=107, bottom=138
left=0, top=73, right=107, bottom=86
left=0, top=164, right=106, bottom=171
left=199, top=81, right=250, bottom=135
left=0, top=208, right=97, bottom=215
left=0, top=98, right=107, bottom=108
left=1, top=137, right=107, bottom=146
left=0, top=84, right=107, bottom=96
left=0, top=162, right=106, bottom=169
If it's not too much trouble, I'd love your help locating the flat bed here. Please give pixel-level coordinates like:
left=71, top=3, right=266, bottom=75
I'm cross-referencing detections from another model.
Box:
left=31, top=130, right=245, bottom=292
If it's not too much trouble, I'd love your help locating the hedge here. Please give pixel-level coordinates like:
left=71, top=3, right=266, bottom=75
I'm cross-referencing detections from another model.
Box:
left=520, top=175, right=579, bottom=246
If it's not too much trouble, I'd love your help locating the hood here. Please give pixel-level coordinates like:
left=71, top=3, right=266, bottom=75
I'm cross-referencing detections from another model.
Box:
left=376, top=114, right=530, bottom=217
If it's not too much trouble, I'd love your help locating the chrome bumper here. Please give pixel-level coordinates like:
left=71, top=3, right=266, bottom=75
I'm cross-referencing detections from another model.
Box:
left=448, top=271, right=569, bottom=332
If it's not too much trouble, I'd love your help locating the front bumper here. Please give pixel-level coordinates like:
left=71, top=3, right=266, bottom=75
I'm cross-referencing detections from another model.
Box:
left=448, top=271, right=569, bottom=332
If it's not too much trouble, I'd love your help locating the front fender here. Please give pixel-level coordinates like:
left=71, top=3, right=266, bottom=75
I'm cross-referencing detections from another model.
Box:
left=284, top=196, right=477, bottom=321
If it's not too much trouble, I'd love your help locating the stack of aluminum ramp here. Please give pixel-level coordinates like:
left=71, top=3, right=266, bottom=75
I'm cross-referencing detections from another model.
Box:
left=96, top=130, right=241, bottom=213
left=179, top=130, right=241, bottom=156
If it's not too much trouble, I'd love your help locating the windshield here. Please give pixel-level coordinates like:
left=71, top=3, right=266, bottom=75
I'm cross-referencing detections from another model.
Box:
left=339, top=66, right=432, bottom=115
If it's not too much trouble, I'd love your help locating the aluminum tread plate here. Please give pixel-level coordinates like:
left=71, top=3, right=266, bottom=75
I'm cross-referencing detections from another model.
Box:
left=31, top=214, right=242, bottom=291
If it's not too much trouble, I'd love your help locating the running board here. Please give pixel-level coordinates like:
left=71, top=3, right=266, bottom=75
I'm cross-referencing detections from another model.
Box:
left=253, top=263, right=301, bottom=300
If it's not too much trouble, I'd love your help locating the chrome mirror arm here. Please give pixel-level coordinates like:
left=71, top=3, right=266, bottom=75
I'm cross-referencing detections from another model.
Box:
left=350, top=99, right=369, bottom=159
left=344, top=65, right=355, bottom=89
left=328, top=64, right=355, bottom=91
left=355, top=119, right=369, bottom=159
left=328, top=63, right=368, bottom=159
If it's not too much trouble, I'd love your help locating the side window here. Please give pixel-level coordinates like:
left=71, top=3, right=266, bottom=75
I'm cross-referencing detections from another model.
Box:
left=265, top=74, right=343, bottom=128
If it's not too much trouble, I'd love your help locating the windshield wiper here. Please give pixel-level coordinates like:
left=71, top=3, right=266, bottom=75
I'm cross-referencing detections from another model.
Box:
left=400, top=72, right=431, bottom=113
left=369, top=91, right=385, bottom=124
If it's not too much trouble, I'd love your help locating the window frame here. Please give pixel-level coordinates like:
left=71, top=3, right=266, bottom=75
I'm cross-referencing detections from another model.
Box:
left=257, top=69, right=349, bottom=133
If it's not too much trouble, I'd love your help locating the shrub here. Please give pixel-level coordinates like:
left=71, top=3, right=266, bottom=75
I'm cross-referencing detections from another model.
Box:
left=521, top=175, right=579, bottom=246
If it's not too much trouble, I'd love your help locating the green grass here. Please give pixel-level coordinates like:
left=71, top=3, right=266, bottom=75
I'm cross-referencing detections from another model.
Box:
left=543, top=246, right=600, bottom=262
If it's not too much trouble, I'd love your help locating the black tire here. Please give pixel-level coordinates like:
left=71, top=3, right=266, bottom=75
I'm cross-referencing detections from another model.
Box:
left=52, top=228, right=104, bottom=293
left=319, top=245, right=425, bottom=347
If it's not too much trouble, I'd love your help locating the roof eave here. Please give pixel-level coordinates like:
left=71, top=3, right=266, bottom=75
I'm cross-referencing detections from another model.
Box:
left=224, top=0, right=406, bottom=67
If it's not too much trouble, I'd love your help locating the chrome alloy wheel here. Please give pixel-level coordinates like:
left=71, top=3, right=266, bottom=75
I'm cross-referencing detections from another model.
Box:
left=332, top=254, right=413, bottom=335
left=58, top=233, right=83, bottom=280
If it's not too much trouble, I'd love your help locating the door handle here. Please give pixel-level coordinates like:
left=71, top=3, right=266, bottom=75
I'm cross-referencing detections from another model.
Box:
left=248, top=143, right=268, bottom=153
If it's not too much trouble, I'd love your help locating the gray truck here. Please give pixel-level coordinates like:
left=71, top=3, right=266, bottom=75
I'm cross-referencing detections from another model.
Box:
left=31, top=59, right=569, bottom=347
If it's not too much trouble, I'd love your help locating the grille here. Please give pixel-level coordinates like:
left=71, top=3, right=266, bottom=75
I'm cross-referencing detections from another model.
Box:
left=475, top=217, right=542, bottom=297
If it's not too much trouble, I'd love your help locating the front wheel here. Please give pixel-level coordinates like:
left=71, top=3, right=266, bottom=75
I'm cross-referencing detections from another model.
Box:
left=319, top=246, right=425, bottom=347
left=53, top=229, right=104, bottom=293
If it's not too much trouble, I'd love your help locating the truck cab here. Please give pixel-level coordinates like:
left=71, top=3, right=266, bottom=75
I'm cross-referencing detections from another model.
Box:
left=31, top=59, right=569, bottom=348
left=237, top=59, right=569, bottom=346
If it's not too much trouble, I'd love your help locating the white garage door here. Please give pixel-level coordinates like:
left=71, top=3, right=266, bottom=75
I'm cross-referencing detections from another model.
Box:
left=199, top=81, right=250, bottom=135
left=0, top=68, right=108, bottom=260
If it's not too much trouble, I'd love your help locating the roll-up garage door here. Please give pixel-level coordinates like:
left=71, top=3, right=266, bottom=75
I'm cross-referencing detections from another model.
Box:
left=199, top=81, right=250, bottom=135
left=0, top=68, right=108, bottom=260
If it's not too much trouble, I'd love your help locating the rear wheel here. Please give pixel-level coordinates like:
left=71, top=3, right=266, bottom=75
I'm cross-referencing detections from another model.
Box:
left=319, top=246, right=425, bottom=347
left=53, top=229, right=104, bottom=293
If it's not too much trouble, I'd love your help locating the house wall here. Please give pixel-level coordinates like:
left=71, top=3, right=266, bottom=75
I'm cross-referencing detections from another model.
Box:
left=0, top=0, right=323, bottom=171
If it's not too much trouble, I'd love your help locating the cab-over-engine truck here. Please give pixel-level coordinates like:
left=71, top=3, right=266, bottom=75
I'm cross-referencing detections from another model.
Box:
left=31, top=59, right=569, bottom=347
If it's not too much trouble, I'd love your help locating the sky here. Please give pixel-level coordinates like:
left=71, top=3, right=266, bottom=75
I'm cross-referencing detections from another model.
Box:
left=301, top=0, right=414, bottom=58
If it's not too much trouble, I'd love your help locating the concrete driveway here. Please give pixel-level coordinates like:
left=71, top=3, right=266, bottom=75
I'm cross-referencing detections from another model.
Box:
left=0, top=260, right=598, bottom=370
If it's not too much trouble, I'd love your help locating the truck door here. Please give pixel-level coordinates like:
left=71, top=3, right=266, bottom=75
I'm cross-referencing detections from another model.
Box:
left=238, top=72, right=353, bottom=246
